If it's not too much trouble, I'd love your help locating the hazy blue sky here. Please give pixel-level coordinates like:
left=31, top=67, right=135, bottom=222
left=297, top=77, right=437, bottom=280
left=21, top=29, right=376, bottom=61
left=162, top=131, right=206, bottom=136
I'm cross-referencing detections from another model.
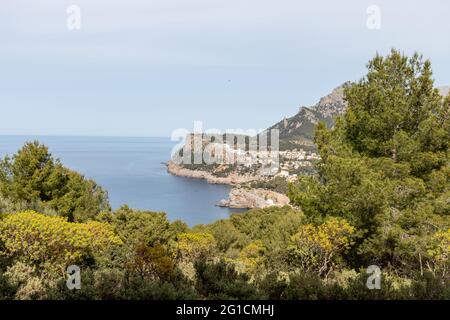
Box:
left=1, top=0, right=449, bottom=137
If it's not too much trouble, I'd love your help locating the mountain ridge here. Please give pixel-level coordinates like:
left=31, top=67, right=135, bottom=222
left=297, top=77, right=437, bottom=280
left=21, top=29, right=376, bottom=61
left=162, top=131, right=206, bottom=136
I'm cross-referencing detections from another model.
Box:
left=268, top=82, right=349, bottom=150
left=269, top=83, right=450, bottom=151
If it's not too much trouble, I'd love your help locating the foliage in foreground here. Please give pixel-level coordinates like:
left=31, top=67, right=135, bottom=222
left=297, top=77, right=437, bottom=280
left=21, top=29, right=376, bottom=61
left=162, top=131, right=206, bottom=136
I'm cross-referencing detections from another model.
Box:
left=0, top=142, right=110, bottom=221
left=0, top=49, right=449, bottom=300
left=0, top=206, right=448, bottom=300
left=288, top=49, right=450, bottom=281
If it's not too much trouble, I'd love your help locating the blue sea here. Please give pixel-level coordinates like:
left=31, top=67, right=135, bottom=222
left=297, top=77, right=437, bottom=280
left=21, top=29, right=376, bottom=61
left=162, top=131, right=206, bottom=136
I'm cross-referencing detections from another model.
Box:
left=0, top=136, right=243, bottom=226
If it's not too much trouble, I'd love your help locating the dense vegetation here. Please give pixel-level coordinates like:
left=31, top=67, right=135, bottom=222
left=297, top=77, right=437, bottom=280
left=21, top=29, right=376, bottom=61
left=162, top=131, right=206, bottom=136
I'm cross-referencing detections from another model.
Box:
left=250, top=177, right=289, bottom=194
left=0, top=142, right=110, bottom=221
left=0, top=50, right=449, bottom=300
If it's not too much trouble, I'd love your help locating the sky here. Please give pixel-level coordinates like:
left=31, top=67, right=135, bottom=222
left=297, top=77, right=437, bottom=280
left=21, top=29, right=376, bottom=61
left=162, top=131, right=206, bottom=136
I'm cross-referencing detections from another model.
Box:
left=0, top=0, right=449, bottom=137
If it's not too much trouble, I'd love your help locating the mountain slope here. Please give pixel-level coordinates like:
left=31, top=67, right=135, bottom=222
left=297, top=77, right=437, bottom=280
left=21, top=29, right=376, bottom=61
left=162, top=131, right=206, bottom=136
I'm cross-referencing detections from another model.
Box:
left=269, top=83, right=450, bottom=151
left=269, top=83, right=349, bottom=150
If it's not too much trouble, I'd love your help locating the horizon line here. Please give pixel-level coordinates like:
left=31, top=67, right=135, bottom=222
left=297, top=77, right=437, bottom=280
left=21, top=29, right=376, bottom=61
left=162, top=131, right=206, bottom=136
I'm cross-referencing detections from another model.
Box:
left=0, top=133, right=173, bottom=139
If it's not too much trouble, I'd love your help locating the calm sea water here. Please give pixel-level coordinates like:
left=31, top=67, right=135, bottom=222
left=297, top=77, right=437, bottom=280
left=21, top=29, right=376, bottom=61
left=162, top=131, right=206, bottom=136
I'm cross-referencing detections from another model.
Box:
left=0, top=136, right=242, bottom=226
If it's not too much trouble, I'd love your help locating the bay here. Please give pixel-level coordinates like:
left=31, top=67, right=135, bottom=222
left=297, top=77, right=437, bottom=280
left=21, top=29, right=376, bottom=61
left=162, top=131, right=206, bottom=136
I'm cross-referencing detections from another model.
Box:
left=0, top=135, right=243, bottom=226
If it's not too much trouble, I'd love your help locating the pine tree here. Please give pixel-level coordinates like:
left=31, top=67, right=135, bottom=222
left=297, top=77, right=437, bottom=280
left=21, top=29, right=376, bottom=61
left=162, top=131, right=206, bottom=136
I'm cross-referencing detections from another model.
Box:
left=288, top=49, right=450, bottom=272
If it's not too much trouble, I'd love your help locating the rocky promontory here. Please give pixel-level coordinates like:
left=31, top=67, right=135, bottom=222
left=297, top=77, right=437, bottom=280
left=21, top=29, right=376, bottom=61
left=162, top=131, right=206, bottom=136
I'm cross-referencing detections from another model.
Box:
left=166, top=160, right=258, bottom=185
left=217, top=187, right=290, bottom=209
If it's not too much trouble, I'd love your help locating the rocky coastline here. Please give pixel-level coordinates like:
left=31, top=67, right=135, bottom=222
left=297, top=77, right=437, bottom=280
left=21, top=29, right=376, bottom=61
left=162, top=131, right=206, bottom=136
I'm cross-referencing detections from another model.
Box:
left=166, top=161, right=290, bottom=209
left=166, top=160, right=258, bottom=185
left=216, top=187, right=290, bottom=209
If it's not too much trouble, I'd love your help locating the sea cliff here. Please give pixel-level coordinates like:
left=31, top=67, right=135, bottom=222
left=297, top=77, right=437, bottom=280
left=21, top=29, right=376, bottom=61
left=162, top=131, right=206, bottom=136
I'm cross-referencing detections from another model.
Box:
left=166, top=160, right=258, bottom=185
left=217, top=187, right=290, bottom=209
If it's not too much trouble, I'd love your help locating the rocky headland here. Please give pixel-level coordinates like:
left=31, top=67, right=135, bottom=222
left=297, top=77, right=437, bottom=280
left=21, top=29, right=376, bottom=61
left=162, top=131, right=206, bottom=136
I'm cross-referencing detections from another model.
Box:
left=216, top=187, right=290, bottom=209
left=166, top=160, right=258, bottom=185
left=166, top=83, right=450, bottom=210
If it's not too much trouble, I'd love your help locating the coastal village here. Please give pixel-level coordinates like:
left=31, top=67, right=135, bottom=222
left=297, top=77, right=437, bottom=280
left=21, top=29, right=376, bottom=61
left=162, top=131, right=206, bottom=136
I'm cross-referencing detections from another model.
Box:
left=167, top=135, right=322, bottom=210
left=229, top=146, right=321, bottom=181
left=278, top=149, right=321, bottom=181
left=167, top=85, right=349, bottom=210
left=171, top=134, right=321, bottom=177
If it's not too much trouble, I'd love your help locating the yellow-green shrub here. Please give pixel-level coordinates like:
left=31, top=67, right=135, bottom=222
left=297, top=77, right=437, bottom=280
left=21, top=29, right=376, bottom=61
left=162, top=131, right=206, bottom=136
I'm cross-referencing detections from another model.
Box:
left=426, top=229, right=450, bottom=278
left=289, top=217, right=356, bottom=277
left=0, top=211, right=122, bottom=273
left=176, top=232, right=216, bottom=280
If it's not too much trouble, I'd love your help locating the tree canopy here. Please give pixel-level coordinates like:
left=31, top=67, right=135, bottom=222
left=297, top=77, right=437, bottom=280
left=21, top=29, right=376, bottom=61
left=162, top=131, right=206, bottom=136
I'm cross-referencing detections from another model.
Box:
left=289, top=49, right=450, bottom=277
left=0, top=141, right=110, bottom=221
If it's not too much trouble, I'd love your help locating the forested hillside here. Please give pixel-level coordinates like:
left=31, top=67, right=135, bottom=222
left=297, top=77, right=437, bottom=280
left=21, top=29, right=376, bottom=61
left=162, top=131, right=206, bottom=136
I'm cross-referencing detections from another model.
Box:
left=0, top=50, right=449, bottom=300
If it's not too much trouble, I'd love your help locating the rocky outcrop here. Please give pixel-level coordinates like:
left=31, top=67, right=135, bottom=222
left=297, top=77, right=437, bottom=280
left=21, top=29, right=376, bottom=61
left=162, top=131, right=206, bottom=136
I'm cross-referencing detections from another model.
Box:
left=267, top=82, right=450, bottom=151
left=313, top=82, right=349, bottom=118
left=267, top=83, right=350, bottom=150
left=166, top=161, right=258, bottom=185
left=217, top=187, right=290, bottom=209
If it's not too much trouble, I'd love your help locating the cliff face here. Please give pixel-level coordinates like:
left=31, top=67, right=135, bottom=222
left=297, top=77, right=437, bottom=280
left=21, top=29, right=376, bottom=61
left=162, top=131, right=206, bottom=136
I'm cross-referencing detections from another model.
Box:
left=166, top=160, right=258, bottom=185
left=217, top=187, right=290, bottom=209
left=168, top=82, right=450, bottom=183
left=267, top=83, right=349, bottom=150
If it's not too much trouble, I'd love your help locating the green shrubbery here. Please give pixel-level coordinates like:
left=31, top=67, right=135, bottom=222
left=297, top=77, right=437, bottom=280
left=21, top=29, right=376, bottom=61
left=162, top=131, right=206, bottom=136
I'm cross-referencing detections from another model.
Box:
left=0, top=141, right=110, bottom=221
left=0, top=50, right=449, bottom=300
